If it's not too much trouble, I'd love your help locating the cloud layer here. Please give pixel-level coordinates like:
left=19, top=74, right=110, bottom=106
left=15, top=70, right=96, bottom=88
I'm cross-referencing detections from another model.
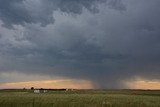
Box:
left=0, top=0, right=160, bottom=88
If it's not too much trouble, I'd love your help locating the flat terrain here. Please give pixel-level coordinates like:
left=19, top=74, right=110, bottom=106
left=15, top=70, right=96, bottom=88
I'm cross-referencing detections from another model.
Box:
left=0, top=89, right=160, bottom=107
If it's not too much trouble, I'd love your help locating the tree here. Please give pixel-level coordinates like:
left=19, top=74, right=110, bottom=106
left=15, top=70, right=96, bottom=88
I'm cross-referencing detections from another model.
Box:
left=31, top=87, right=34, bottom=90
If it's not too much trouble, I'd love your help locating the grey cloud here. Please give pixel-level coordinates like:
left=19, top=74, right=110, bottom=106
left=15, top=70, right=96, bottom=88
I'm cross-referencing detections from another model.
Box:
left=107, top=0, right=126, bottom=10
left=0, top=0, right=54, bottom=28
left=0, top=0, right=126, bottom=28
left=0, top=0, right=160, bottom=88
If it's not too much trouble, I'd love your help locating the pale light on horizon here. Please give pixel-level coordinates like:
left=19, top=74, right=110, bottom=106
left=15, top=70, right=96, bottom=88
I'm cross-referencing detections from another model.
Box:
left=1, top=79, right=160, bottom=90
left=0, top=79, right=94, bottom=89
left=125, top=79, right=160, bottom=90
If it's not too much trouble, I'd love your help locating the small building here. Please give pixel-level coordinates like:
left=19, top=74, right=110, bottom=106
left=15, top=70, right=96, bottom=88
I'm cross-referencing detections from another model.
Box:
left=34, top=89, right=40, bottom=93
left=34, top=89, right=48, bottom=93
left=66, top=88, right=74, bottom=91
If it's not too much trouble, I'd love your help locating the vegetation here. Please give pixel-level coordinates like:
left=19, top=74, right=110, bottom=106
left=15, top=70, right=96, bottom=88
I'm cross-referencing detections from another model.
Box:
left=0, top=89, right=160, bottom=107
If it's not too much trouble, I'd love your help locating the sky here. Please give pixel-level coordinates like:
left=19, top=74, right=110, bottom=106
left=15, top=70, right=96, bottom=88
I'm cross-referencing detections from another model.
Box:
left=0, top=0, right=160, bottom=89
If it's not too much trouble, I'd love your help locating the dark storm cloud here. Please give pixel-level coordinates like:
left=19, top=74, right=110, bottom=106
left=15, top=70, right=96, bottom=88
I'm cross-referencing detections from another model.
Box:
left=0, top=0, right=126, bottom=28
left=0, top=0, right=160, bottom=88
left=0, top=0, right=51, bottom=28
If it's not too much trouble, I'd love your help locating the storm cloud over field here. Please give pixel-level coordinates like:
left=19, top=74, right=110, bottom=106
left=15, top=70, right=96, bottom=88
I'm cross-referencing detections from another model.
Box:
left=0, top=0, right=160, bottom=88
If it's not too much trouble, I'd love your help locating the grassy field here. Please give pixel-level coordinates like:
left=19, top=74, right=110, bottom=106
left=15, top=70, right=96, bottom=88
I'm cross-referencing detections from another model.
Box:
left=0, top=89, right=160, bottom=107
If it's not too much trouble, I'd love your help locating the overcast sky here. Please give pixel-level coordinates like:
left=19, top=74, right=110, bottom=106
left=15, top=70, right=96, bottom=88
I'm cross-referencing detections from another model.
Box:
left=0, top=0, right=160, bottom=89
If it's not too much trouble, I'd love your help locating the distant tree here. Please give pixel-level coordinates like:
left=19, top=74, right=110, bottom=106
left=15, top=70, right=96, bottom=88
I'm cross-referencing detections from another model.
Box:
left=31, top=87, right=34, bottom=90
left=23, top=88, right=26, bottom=90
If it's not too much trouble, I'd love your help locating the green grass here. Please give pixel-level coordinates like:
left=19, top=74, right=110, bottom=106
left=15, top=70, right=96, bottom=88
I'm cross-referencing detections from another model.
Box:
left=0, top=90, right=160, bottom=107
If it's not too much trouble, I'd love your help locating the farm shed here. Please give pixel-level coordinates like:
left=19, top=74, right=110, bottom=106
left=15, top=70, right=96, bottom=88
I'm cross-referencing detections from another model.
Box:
left=34, top=89, right=48, bottom=93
